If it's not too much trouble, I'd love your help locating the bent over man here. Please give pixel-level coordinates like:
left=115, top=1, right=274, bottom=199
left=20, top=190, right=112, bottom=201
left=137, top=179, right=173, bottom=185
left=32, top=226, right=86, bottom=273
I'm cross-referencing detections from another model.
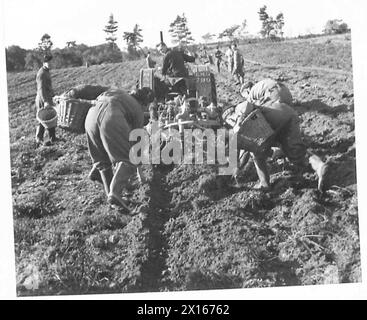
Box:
left=240, top=78, right=293, bottom=107
left=158, top=42, right=195, bottom=78
left=85, top=89, right=153, bottom=210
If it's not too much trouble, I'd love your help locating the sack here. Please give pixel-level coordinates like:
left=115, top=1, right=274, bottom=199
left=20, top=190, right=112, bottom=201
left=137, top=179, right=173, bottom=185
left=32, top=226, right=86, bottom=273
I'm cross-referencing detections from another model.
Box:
left=37, top=107, right=58, bottom=129
left=55, top=98, right=95, bottom=133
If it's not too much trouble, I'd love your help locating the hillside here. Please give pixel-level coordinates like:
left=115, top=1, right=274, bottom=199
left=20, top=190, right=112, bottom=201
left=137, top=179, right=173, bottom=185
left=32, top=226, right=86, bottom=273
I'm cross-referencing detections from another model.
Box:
left=7, top=35, right=360, bottom=295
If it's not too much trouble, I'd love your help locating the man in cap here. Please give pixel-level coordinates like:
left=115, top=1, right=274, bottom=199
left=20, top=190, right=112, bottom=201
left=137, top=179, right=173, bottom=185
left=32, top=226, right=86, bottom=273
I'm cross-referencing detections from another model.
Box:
left=231, top=43, right=245, bottom=85
left=35, top=54, right=57, bottom=145
left=85, top=88, right=154, bottom=211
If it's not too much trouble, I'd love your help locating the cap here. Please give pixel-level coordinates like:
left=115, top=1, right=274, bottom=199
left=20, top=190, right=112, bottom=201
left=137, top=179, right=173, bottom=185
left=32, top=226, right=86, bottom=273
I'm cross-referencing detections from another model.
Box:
left=156, top=42, right=167, bottom=50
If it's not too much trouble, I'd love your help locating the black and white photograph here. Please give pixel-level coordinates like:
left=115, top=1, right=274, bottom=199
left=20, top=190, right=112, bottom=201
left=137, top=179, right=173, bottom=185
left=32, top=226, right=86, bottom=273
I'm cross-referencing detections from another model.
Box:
left=0, top=0, right=366, bottom=299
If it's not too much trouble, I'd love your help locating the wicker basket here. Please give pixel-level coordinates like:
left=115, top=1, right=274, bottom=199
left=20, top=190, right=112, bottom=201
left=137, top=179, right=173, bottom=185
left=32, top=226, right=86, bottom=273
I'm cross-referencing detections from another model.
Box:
left=55, top=98, right=94, bottom=133
left=37, top=107, right=58, bottom=129
left=234, top=108, right=274, bottom=153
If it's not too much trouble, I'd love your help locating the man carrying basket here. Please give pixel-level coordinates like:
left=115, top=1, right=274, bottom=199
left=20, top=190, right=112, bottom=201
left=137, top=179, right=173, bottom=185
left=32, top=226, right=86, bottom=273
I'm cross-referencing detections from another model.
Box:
left=223, top=79, right=329, bottom=192
left=35, top=54, right=57, bottom=146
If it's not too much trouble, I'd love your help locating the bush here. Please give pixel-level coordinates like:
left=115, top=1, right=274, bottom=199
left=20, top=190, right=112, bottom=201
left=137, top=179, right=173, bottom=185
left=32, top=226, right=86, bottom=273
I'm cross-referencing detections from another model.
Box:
left=323, top=19, right=350, bottom=35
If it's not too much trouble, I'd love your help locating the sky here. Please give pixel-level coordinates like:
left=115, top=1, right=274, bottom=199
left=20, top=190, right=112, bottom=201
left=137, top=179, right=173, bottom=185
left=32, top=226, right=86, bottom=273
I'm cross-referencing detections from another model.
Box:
left=1, top=0, right=367, bottom=299
left=1, top=0, right=361, bottom=50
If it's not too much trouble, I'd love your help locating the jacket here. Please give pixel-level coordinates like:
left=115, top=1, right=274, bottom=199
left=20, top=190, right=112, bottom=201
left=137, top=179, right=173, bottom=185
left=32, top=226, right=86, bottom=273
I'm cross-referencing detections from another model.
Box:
left=247, top=79, right=293, bottom=107
left=35, top=66, right=54, bottom=109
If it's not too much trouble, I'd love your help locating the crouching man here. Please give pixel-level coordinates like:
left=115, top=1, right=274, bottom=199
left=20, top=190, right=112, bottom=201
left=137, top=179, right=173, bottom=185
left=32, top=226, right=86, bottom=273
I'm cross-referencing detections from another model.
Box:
left=223, top=90, right=329, bottom=192
left=85, top=88, right=153, bottom=211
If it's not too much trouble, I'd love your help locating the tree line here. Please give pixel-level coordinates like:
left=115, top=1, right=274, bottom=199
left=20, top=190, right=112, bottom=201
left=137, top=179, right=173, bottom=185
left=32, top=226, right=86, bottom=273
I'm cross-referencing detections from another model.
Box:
left=5, top=14, right=146, bottom=72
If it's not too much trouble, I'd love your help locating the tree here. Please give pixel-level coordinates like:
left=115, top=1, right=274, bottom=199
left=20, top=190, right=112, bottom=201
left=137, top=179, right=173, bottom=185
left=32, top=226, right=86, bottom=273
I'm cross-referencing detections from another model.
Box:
left=123, top=24, right=144, bottom=58
left=258, top=6, right=284, bottom=39
left=103, top=13, right=118, bottom=47
left=81, top=43, right=122, bottom=65
left=234, top=19, right=248, bottom=41
left=275, top=13, right=285, bottom=38
left=218, top=25, right=241, bottom=43
left=202, top=33, right=215, bottom=44
left=38, top=33, right=53, bottom=54
left=169, top=13, right=194, bottom=47
left=323, top=19, right=350, bottom=34
left=5, top=45, right=27, bottom=72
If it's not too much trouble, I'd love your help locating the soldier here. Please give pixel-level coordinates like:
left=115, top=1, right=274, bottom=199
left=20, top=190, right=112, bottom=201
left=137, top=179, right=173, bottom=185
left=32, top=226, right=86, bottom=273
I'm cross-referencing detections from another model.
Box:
left=35, top=54, right=57, bottom=145
left=146, top=51, right=156, bottom=69
left=85, top=88, right=153, bottom=211
left=158, top=42, right=195, bottom=78
left=223, top=98, right=329, bottom=192
left=157, top=42, right=196, bottom=96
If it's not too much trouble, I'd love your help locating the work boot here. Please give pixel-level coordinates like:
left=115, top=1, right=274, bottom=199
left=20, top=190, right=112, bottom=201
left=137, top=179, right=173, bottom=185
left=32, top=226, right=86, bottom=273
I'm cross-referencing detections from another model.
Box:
left=100, top=167, right=114, bottom=197
left=308, top=154, right=329, bottom=192
left=107, top=162, right=135, bottom=211
left=136, top=166, right=146, bottom=185
left=253, top=155, right=271, bottom=189
left=35, top=125, right=44, bottom=145
left=88, top=165, right=102, bottom=184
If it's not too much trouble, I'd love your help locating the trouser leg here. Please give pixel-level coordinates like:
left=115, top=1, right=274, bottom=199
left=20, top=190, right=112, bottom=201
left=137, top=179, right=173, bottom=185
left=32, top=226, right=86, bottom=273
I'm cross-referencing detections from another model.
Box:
left=36, top=123, right=45, bottom=142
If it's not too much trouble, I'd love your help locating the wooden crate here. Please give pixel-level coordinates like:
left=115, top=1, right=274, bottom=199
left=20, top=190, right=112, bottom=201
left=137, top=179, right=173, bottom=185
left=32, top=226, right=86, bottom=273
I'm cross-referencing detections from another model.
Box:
left=234, top=109, right=275, bottom=154
left=191, top=65, right=217, bottom=105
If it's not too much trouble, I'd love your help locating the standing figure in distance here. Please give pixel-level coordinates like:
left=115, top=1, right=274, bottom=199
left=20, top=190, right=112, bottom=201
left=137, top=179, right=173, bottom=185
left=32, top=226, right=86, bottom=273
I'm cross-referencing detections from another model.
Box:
left=146, top=51, right=156, bottom=69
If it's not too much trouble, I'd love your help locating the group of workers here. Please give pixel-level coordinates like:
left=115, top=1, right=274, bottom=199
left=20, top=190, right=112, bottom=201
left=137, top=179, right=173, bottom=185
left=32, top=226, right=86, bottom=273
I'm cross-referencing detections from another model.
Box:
left=34, top=42, right=329, bottom=212
left=213, top=43, right=245, bottom=84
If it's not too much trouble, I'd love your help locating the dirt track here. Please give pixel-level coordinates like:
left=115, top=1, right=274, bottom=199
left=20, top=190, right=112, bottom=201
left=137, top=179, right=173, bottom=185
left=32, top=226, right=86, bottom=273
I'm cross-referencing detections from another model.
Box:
left=8, top=36, right=360, bottom=295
